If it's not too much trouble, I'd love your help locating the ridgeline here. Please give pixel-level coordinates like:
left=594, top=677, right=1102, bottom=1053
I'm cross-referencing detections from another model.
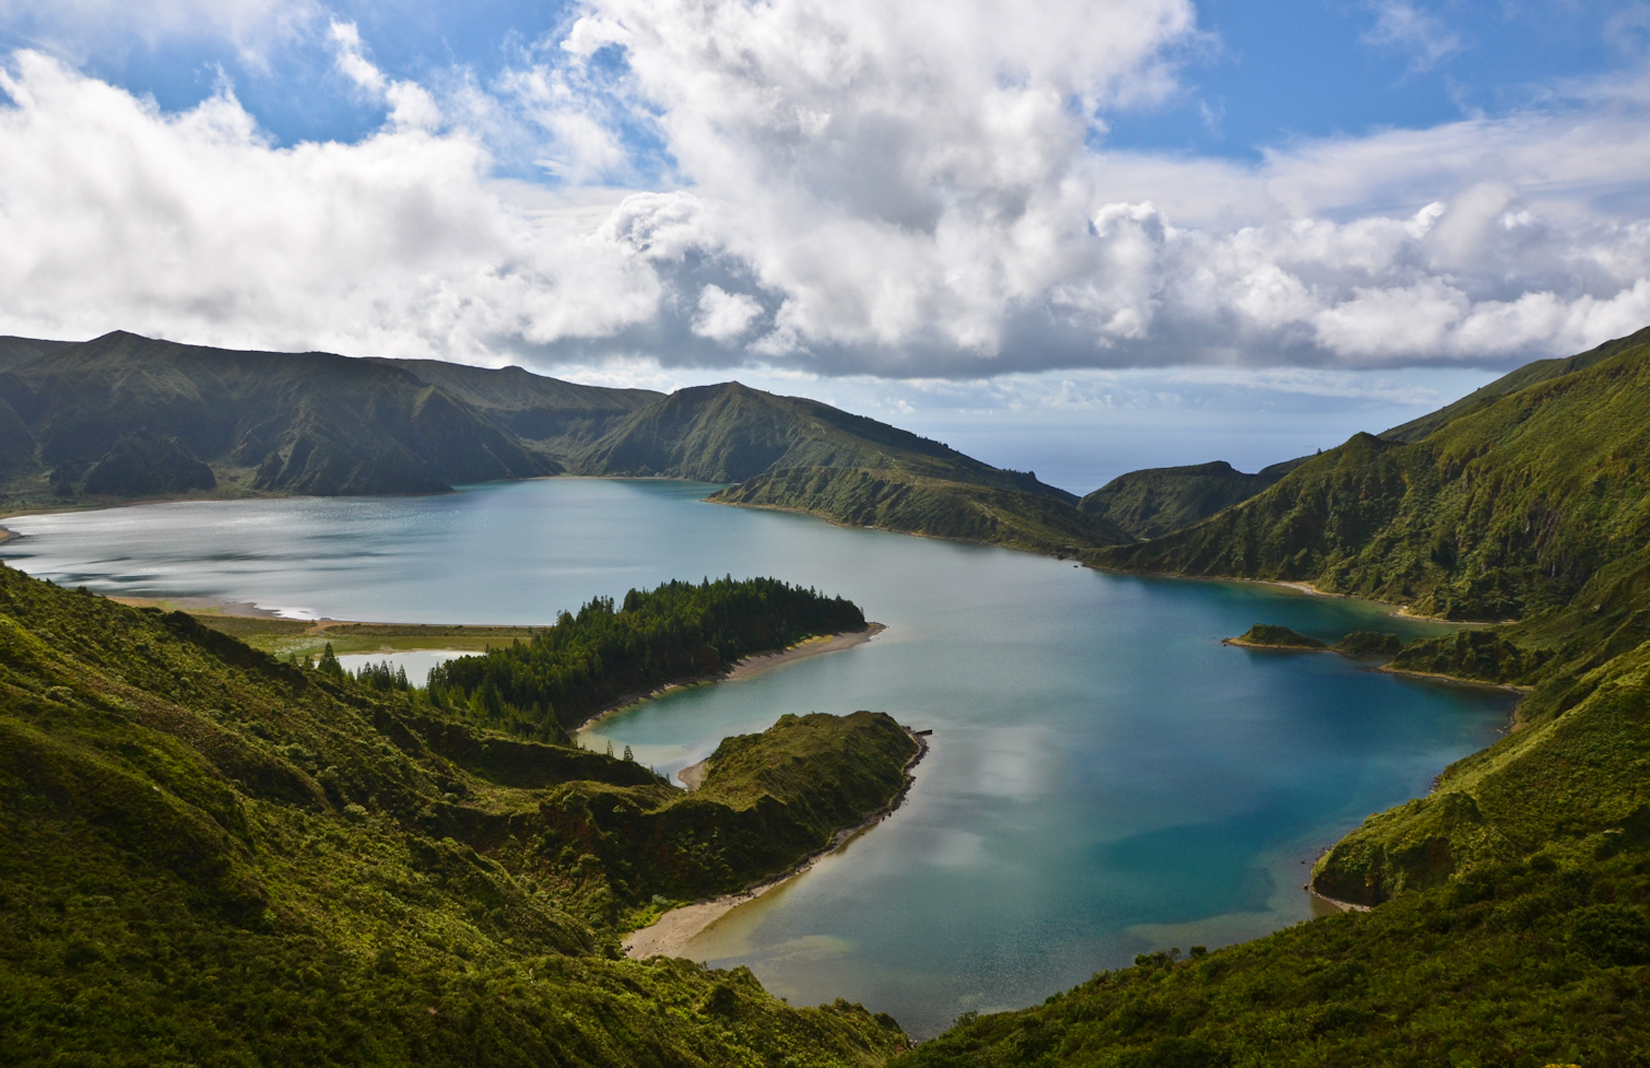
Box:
left=0, top=332, right=1124, bottom=556
left=0, top=564, right=915, bottom=1065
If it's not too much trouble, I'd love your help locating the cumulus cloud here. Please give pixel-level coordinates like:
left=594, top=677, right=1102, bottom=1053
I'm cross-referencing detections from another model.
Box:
left=0, top=0, right=1648, bottom=377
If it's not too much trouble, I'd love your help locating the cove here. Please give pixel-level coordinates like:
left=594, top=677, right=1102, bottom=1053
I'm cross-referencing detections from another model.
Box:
left=0, top=479, right=1514, bottom=1037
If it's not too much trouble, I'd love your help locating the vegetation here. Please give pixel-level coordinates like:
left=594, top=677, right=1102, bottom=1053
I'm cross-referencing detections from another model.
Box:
left=0, top=563, right=912, bottom=1065
left=534, top=711, right=919, bottom=909
left=1333, top=630, right=1403, bottom=657
left=1091, top=332, right=1650, bottom=624
left=0, top=332, right=1112, bottom=556
left=710, top=466, right=1131, bottom=555
left=1226, top=624, right=1325, bottom=649
left=428, top=577, right=868, bottom=739
left=1080, top=459, right=1304, bottom=540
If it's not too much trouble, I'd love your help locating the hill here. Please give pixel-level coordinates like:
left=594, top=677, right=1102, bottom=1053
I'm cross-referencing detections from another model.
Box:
left=0, top=561, right=914, bottom=1065
left=1079, top=458, right=1305, bottom=540
left=0, top=333, right=1121, bottom=555
left=1091, top=332, right=1650, bottom=623
left=0, top=331, right=619, bottom=500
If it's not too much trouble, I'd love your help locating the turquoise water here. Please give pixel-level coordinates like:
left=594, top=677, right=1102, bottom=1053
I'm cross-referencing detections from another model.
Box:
left=0, top=479, right=1513, bottom=1037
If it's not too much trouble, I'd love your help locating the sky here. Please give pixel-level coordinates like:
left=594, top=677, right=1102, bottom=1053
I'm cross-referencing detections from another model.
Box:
left=1, top=0, right=1648, bottom=490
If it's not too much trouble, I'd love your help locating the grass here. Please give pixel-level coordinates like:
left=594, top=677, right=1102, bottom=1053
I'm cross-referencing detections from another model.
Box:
left=0, top=564, right=913, bottom=1066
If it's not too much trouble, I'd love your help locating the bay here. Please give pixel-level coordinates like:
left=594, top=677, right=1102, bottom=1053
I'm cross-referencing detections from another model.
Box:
left=0, top=479, right=1513, bottom=1037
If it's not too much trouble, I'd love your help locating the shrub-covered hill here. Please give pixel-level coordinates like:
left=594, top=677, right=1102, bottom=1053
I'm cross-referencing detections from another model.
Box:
left=1079, top=459, right=1305, bottom=541
left=1090, top=331, right=1650, bottom=625
left=708, top=466, right=1131, bottom=555
left=428, top=576, right=869, bottom=738
left=0, top=332, right=1115, bottom=558
left=0, top=563, right=913, bottom=1066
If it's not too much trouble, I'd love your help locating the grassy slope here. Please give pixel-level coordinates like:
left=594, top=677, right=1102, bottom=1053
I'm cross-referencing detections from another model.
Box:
left=537, top=712, right=919, bottom=908
left=709, top=466, right=1131, bottom=554
left=576, top=381, right=1132, bottom=553
left=0, top=331, right=570, bottom=503
left=1380, top=325, right=1650, bottom=443
left=1091, top=337, right=1650, bottom=623
left=0, top=565, right=911, bottom=1065
left=1, top=333, right=1116, bottom=559
left=1079, top=459, right=1304, bottom=540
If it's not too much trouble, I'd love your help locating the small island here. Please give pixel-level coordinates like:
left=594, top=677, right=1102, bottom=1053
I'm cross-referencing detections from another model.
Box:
left=1224, top=623, right=1327, bottom=649
left=1226, top=624, right=1408, bottom=658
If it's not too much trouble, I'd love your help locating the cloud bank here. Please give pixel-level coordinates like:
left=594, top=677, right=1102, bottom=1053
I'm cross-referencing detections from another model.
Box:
left=1, top=0, right=1648, bottom=377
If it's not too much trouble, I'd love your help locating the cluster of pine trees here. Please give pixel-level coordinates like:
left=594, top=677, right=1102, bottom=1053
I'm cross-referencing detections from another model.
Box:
left=427, top=576, right=866, bottom=740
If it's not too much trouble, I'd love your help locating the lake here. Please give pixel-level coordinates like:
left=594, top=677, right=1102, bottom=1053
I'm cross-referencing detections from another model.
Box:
left=0, top=479, right=1514, bottom=1037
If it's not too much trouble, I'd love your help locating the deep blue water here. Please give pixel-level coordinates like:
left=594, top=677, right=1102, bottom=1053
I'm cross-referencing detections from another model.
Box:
left=0, top=479, right=1513, bottom=1036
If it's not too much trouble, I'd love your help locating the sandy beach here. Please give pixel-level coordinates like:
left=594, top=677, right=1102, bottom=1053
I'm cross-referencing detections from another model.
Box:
left=623, top=729, right=928, bottom=960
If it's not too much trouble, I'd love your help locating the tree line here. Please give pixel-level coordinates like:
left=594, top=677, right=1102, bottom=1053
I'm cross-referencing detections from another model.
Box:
left=426, top=576, right=865, bottom=741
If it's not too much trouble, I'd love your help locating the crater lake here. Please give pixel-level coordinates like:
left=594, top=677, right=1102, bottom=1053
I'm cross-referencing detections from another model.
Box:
left=0, top=478, right=1514, bottom=1037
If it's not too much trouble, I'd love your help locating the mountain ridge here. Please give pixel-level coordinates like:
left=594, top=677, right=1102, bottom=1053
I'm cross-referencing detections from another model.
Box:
left=0, top=331, right=1110, bottom=555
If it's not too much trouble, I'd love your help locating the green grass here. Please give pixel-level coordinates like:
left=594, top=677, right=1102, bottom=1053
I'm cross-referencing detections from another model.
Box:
left=1080, top=459, right=1303, bottom=540
left=0, top=564, right=912, bottom=1066
left=709, top=466, right=1130, bottom=554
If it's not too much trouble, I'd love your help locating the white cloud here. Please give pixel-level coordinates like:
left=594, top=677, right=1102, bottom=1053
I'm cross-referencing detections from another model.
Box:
left=0, top=0, right=318, bottom=64
left=1360, top=1, right=1462, bottom=72
left=0, top=3, right=1648, bottom=378
left=692, top=285, right=762, bottom=343
left=327, top=20, right=440, bottom=131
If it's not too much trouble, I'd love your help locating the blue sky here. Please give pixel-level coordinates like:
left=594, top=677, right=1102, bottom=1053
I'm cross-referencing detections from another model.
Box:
left=1, top=0, right=1648, bottom=488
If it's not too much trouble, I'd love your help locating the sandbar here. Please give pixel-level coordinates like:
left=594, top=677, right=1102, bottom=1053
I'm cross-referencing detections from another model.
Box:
left=623, top=728, right=927, bottom=960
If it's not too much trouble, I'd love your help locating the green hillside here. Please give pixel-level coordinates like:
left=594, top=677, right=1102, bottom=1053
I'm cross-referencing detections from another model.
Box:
left=0, top=331, right=591, bottom=502
left=1091, top=334, right=1650, bottom=623
left=709, top=466, right=1131, bottom=554
left=575, top=381, right=1075, bottom=498
left=1079, top=458, right=1303, bottom=540
left=0, top=333, right=1115, bottom=558
left=1380, top=324, right=1650, bottom=443
left=0, top=563, right=912, bottom=1065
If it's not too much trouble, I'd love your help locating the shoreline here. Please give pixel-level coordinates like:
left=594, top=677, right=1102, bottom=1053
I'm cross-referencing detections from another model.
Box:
left=1086, top=565, right=1501, bottom=627
left=573, top=623, right=887, bottom=733
left=623, top=729, right=930, bottom=960
left=1305, top=885, right=1373, bottom=914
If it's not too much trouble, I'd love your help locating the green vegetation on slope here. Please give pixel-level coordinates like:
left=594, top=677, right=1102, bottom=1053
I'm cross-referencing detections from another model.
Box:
left=1093, top=333, right=1650, bottom=623
left=1226, top=624, right=1325, bottom=649
left=0, top=332, right=1113, bottom=558
left=536, top=711, right=919, bottom=910
left=708, top=466, right=1131, bottom=555
left=0, top=564, right=911, bottom=1066
left=1080, top=459, right=1304, bottom=540
left=427, top=576, right=867, bottom=739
